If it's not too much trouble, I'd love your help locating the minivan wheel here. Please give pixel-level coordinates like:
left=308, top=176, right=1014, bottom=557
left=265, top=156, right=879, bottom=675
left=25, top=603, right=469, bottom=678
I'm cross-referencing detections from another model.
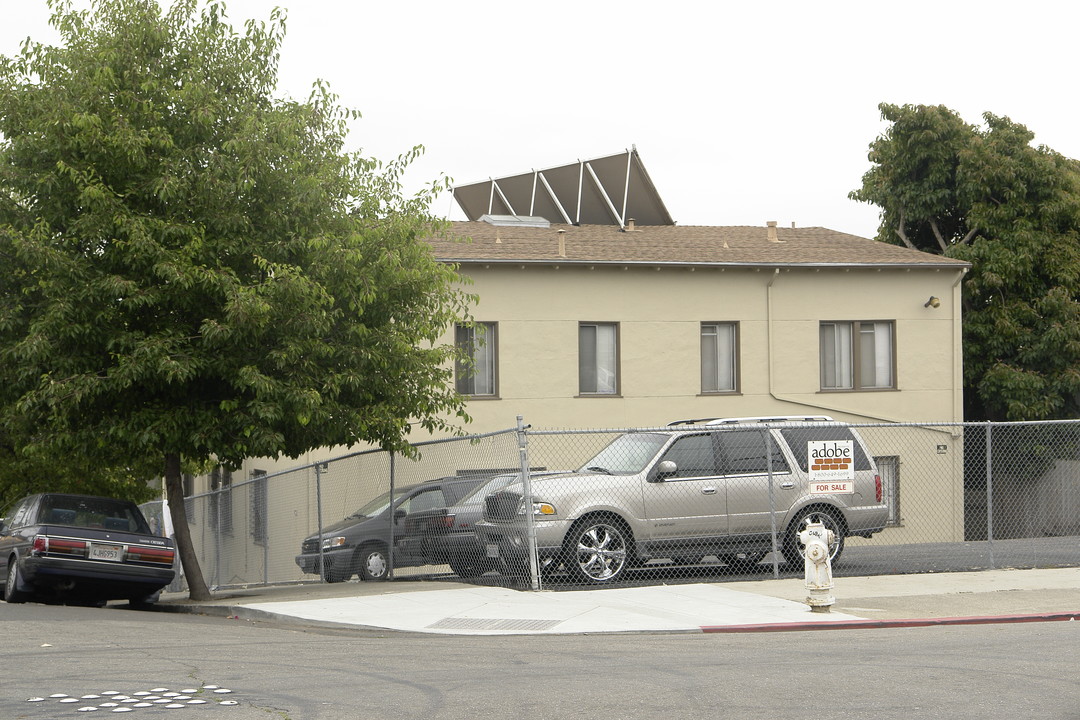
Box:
left=357, top=546, right=389, bottom=582
left=783, top=507, right=845, bottom=566
left=564, top=516, right=632, bottom=584
left=4, top=557, right=32, bottom=604
left=325, top=566, right=353, bottom=583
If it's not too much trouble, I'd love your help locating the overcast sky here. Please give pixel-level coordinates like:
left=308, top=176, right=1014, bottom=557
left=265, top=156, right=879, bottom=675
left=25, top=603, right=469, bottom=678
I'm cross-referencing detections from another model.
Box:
left=2, top=0, right=1076, bottom=239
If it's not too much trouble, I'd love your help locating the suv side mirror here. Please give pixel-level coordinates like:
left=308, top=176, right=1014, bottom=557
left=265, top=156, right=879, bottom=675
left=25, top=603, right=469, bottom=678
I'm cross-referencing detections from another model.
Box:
left=651, top=460, right=678, bottom=482
left=394, top=509, right=407, bottom=523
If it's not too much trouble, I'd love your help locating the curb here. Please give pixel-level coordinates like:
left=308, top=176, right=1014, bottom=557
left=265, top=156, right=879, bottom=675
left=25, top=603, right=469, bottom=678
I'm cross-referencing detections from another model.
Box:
left=701, top=612, right=1080, bottom=633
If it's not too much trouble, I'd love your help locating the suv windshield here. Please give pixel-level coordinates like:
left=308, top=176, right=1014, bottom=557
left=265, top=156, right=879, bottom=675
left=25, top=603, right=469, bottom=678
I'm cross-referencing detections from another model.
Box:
left=579, top=433, right=671, bottom=474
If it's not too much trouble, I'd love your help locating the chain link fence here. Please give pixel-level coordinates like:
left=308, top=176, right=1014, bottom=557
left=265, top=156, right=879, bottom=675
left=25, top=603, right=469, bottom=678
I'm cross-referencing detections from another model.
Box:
left=153, top=418, right=1080, bottom=593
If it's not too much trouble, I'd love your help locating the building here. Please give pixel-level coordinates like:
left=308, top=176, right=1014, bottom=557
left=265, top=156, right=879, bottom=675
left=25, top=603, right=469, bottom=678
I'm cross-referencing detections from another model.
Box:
left=431, top=217, right=968, bottom=432
left=180, top=153, right=974, bottom=585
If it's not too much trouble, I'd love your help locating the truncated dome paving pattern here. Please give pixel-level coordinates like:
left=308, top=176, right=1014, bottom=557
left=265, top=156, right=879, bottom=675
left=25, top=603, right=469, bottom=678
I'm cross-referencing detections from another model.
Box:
left=24, top=686, right=238, bottom=713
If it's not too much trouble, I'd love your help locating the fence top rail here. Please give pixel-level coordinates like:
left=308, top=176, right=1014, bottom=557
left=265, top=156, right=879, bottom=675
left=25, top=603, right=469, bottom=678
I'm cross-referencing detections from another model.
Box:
left=188, top=425, right=522, bottom=492
left=526, top=418, right=1080, bottom=436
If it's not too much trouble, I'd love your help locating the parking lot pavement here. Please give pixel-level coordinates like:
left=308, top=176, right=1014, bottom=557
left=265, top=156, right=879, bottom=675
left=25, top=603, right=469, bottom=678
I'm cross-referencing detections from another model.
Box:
left=156, top=567, right=1080, bottom=635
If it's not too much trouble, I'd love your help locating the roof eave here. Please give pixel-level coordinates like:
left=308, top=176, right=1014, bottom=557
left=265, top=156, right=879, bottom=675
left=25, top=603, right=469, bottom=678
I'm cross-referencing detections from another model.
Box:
left=437, top=259, right=973, bottom=270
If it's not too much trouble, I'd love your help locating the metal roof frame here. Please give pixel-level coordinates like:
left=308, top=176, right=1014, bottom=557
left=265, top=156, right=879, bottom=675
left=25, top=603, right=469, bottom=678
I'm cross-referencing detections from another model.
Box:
left=452, top=146, right=675, bottom=226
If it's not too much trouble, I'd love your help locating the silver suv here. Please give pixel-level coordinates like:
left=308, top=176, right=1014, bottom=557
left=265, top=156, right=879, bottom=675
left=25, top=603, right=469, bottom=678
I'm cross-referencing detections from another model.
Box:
left=473, top=417, right=888, bottom=583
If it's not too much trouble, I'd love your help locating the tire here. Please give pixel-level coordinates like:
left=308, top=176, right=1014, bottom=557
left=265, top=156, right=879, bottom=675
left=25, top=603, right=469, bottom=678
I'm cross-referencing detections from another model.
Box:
left=448, top=556, right=489, bottom=579
left=783, top=507, right=846, bottom=566
left=4, top=557, right=32, bottom=604
left=324, top=566, right=354, bottom=583
left=357, top=545, right=389, bottom=582
left=721, top=552, right=766, bottom=573
left=128, top=590, right=162, bottom=609
left=563, top=515, right=633, bottom=584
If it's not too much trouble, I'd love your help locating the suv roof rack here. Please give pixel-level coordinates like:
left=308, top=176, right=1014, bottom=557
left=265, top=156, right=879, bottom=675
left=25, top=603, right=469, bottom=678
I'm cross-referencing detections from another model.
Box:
left=667, top=415, right=835, bottom=427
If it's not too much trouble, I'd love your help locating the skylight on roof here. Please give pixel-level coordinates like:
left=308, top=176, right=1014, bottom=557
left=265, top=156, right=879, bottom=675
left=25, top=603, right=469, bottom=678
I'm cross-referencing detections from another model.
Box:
left=479, top=214, right=551, bottom=228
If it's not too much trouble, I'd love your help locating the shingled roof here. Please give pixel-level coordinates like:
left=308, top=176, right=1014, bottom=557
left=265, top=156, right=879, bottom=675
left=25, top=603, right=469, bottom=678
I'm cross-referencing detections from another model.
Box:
left=427, top=221, right=971, bottom=269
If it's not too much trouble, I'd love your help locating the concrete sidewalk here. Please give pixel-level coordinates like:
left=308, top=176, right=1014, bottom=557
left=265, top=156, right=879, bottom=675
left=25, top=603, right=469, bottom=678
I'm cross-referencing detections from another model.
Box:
left=156, top=567, right=1080, bottom=635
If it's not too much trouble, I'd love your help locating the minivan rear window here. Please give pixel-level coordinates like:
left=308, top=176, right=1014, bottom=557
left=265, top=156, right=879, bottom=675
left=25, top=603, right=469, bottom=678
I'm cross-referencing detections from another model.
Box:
left=779, top=427, right=871, bottom=472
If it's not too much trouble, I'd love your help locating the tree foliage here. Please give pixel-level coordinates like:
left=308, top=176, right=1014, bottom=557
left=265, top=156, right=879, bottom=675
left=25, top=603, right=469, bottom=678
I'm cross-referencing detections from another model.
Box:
left=0, top=430, right=156, bottom=511
left=0, top=0, right=474, bottom=598
left=852, top=103, right=1080, bottom=421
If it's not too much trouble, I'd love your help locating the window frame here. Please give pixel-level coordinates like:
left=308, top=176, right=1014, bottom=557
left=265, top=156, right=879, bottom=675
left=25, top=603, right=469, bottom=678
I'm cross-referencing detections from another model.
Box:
left=578, top=321, right=621, bottom=396
left=819, top=320, right=897, bottom=392
left=455, top=321, right=499, bottom=398
left=700, top=321, right=740, bottom=395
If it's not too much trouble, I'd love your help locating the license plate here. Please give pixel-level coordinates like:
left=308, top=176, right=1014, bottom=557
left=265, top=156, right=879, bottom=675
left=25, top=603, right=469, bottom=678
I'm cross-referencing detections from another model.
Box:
left=90, top=543, right=124, bottom=562
left=486, top=543, right=499, bottom=558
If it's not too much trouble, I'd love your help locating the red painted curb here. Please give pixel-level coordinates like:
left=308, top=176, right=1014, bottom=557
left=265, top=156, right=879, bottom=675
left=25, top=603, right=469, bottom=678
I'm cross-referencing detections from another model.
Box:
left=700, top=612, right=1080, bottom=633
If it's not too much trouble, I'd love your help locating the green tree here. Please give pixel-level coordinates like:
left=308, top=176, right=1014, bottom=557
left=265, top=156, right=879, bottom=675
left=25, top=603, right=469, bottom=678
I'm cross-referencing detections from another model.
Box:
left=852, top=103, right=1080, bottom=422
left=0, top=0, right=474, bottom=600
left=0, top=431, right=156, bottom=510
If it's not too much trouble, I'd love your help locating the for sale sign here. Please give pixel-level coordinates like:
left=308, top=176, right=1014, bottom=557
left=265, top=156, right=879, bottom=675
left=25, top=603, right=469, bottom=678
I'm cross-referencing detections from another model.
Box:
left=808, top=440, right=855, bottom=493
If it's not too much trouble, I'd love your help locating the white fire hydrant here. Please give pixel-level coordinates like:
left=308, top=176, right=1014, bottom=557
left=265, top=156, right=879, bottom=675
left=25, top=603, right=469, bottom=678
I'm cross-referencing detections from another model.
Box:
left=798, top=520, right=835, bottom=612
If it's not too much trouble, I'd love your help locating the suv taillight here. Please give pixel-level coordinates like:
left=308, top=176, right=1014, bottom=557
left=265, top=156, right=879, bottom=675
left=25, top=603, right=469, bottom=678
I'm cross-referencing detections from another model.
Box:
left=875, top=474, right=882, bottom=503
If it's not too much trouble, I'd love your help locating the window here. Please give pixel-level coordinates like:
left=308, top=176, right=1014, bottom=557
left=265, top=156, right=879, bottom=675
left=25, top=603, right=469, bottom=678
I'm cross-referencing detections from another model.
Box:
left=717, top=430, right=789, bottom=475
left=701, top=322, right=738, bottom=393
left=820, top=321, right=895, bottom=390
left=455, top=322, right=497, bottom=396
left=250, top=469, right=268, bottom=545
left=9, top=498, right=32, bottom=529
left=579, top=322, right=619, bottom=395
left=209, top=466, right=233, bottom=534
left=876, top=455, right=901, bottom=526
left=660, top=434, right=718, bottom=478
left=400, top=488, right=447, bottom=514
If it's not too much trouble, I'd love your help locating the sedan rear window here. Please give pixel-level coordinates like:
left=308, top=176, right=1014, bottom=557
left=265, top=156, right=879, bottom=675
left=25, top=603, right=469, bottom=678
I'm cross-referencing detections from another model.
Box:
left=36, top=496, right=152, bottom=534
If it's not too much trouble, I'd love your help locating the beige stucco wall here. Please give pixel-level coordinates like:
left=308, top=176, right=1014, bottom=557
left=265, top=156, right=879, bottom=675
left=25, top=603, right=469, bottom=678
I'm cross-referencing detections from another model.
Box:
left=453, top=263, right=964, bottom=431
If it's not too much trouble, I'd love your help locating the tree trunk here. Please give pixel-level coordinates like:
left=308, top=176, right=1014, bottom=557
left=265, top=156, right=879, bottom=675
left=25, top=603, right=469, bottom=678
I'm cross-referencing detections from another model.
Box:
left=164, top=452, right=212, bottom=601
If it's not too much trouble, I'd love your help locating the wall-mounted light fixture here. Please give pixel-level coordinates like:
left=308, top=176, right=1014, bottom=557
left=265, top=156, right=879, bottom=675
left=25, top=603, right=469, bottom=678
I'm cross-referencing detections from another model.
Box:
left=924, top=296, right=941, bottom=308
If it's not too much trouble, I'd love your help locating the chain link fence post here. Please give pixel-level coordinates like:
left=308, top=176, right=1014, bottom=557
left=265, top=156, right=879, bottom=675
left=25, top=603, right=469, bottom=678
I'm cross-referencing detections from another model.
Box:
left=314, top=461, right=326, bottom=583
left=764, top=426, right=781, bottom=579
left=389, top=452, right=397, bottom=580
left=985, top=420, right=995, bottom=569
left=518, top=416, right=541, bottom=591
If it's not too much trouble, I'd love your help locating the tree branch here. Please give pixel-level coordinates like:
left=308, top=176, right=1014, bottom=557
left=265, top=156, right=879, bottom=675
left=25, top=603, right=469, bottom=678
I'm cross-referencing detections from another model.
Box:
left=893, top=208, right=916, bottom=249
left=958, top=227, right=979, bottom=245
left=928, top=219, right=949, bottom=253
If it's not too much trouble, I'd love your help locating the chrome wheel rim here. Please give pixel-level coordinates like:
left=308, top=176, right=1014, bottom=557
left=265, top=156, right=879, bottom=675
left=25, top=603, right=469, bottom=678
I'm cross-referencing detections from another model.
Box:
left=574, top=523, right=627, bottom=581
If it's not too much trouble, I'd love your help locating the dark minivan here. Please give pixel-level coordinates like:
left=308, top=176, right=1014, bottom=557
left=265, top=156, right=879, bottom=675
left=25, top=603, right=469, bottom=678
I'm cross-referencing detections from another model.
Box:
left=295, top=475, right=489, bottom=582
